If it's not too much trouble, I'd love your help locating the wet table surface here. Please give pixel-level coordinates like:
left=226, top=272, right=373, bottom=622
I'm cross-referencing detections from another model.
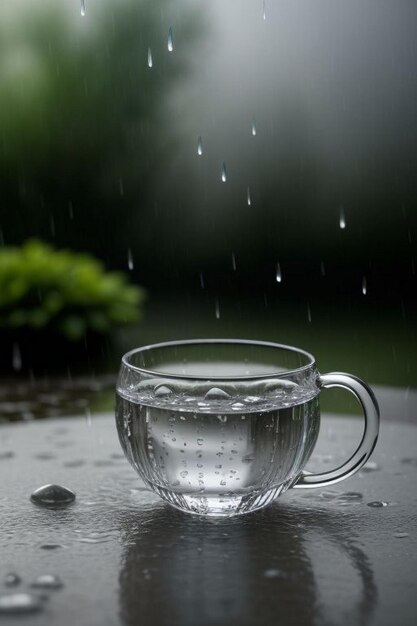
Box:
left=1, top=411, right=416, bottom=626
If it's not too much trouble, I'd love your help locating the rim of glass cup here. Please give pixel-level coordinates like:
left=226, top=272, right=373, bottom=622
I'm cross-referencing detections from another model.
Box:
left=121, top=339, right=316, bottom=381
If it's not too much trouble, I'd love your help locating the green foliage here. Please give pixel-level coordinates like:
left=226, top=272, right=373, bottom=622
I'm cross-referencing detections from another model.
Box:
left=0, top=240, right=145, bottom=340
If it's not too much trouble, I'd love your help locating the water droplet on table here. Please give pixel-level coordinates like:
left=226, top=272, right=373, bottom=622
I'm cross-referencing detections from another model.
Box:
left=221, top=162, right=227, bottom=183
left=337, top=491, right=363, bottom=501
left=4, top=573, right=21, bottom=587
left=78, top=533, right=113, bottom=544
left=0, top=593, right=43, bottom=614
left=147, top=48, right=153, bottom=68
left=367, top=501, right=388, bottom=508
left=30, top=484, right=76, bottom=507
left=31, top=575, right=63, bottom=590
left=168, top=27, right=174, bottom=52
left=197, top=136, right=203, bottom=156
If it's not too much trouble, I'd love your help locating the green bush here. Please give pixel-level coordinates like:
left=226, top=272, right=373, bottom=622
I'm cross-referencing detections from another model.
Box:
left=0, top=240, right=145, bottom=341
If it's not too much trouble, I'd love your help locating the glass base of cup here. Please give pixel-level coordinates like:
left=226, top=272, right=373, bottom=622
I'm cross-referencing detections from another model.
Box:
left=151, top=482, right=292, bottom=516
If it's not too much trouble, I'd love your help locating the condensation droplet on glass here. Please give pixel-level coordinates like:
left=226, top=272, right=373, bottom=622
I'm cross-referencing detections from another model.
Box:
left=147, top=48, right=153, bottom=69
left=168, top=27, right=174, bottom=52
left=231, top=252, right=236, bottom=271
left=251, top=120, right=257, bottom=136
left=276, top=263, right=282, bottom=283
left=81, top=0, right=86, bottom=18
left=215, top=298, right=220, bottom=319
left=4, top=574, right=21, bottom=587
left=0, top=593, right=43, bottom=615
left=247, top=186, right=251, bottom=206
left=12, top=343, right=22, bottom=371
left=339, top=206, right=346, bottom=229
left=127, top=248, right=134, bottom=271
left=362, top=276, right=367, bottom=295
left=221, top=162, right=227, bottom=183
left=197, top=136, right=203, bottom=156
left=31, top=574, right=63, bottom=590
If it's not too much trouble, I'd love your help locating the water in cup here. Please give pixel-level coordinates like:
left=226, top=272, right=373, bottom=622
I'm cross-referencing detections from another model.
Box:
left=116, top=382, right=320, bottom=516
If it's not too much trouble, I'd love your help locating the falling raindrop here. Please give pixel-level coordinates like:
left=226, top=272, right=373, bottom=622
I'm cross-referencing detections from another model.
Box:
left=0, top=594, right=43, bottom=615
left=215, top=299, right=220, bottom=319
left=251, top=120, right=257, bottom=136
left=12, top=343, right=22, bottom=371
left=276, top=263, right=282, bottom=283
left=320, top=261, right=326, bottom=277
left=127, top=248, right=134, bottom=271
left=231, top=253, right=237, bottom=271
left=199, top=272, right=205, bottom=288
left=339, top=206, right=346, bottom=229
left=197, top=135, right=203, bottom=156
left=85, top=406, right=92, bottom=427
left=247, top=187, right=251, bottom=206
left=81, top=0, right=86, bottom=18
left=362, top=276, right=367, bottom=295
left=68, top=200, right=74, bottom=220
left=30, top=484, right=76, bottom=507
left=367, top=501, right=388, bottom=508
left=147, top=48, right=153, bottom=68
left=221, top=162, right=227, bottom=183
left=168, top=27, right=174, bottom=52
left=31, top=575, right=63, bottom=590
left=307, top=303, right=312, bottom=323
left=393, top=532, right=409, bottom=539
left=262, top=0, right=266, bottom=21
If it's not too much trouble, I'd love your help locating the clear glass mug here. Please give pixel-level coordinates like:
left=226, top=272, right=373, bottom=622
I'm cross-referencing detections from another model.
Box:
left=116, top=339, right=379, bottom=516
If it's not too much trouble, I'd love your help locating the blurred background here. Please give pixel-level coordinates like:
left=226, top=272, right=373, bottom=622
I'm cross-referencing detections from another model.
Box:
left=0, top=0, right=416, bottom=419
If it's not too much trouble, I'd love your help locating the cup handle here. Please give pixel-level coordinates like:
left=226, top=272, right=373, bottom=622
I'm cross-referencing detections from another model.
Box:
left=293, top=372, right=380, bottom=489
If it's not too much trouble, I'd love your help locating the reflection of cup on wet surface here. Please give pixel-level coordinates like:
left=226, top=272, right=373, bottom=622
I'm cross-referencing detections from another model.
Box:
left=116, top=340, right=379, bottom=516
left=118, top=505, right=377, bottom=626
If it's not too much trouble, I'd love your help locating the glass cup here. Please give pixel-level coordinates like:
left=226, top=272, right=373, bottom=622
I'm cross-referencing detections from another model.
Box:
left=116, top=339, right=379, bottom=516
